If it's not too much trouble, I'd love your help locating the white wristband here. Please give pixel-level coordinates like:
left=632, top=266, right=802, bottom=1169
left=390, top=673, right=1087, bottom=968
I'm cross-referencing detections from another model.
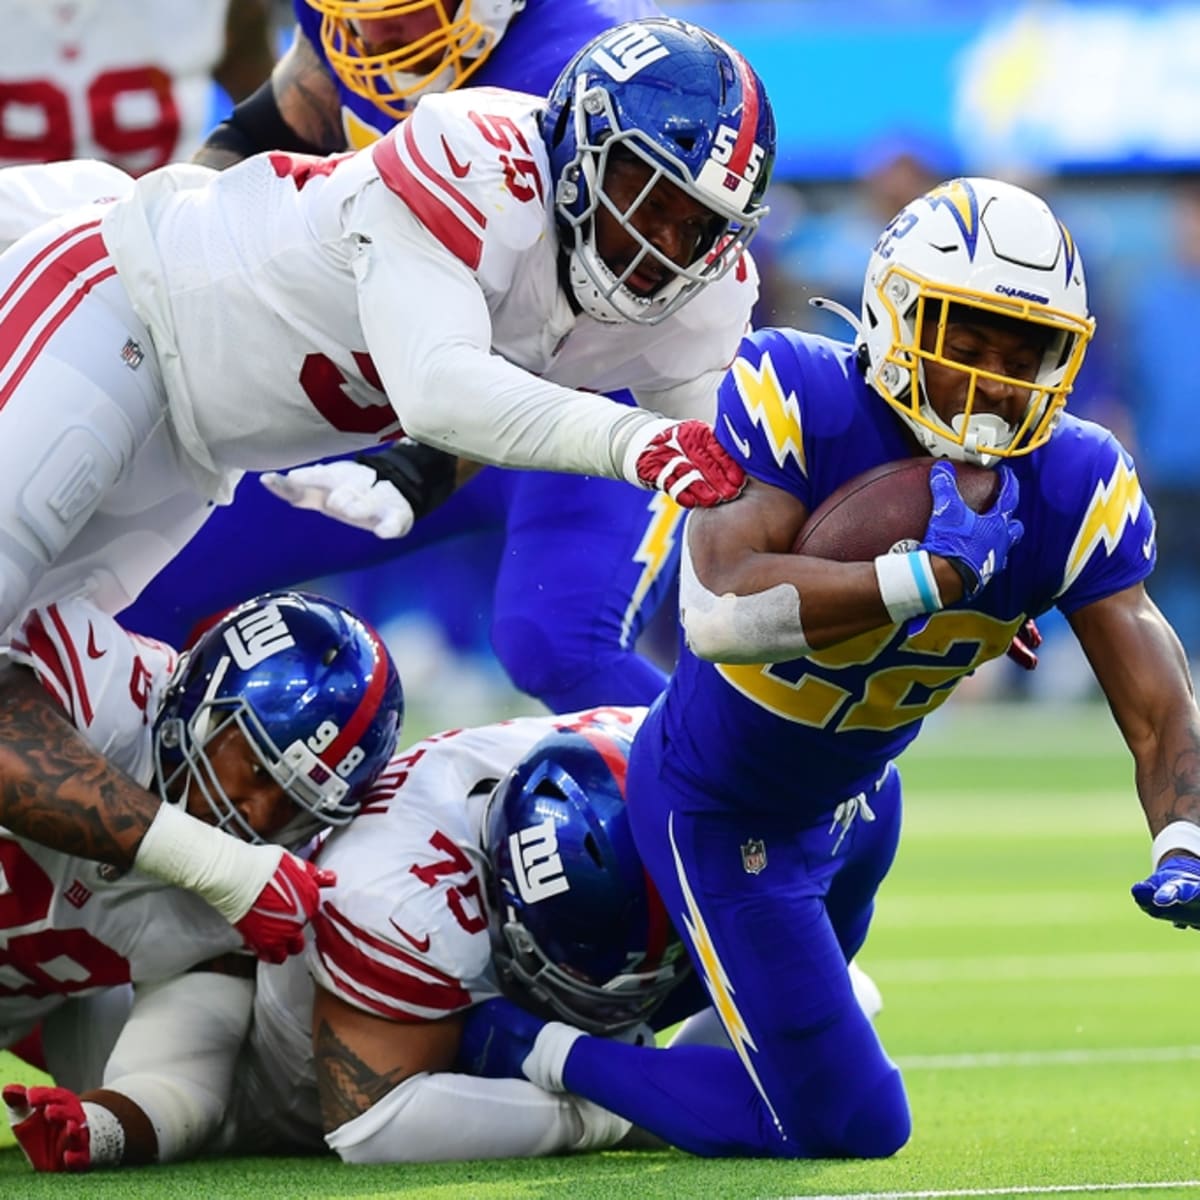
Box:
left=133, top=804, right=279, bottom=923
left=521, top=1022, right=585, bottom=1093
left=874, top=550, right=943, bottom=623
left=81, top=1102, right=126, bottom=1166
left=1150, top=821, right=1200, bottom=868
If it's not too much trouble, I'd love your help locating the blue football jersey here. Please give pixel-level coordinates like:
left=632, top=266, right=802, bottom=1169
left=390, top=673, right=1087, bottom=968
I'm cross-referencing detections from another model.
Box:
left=661, top=327, right=1157, bottom=814
left=294, top=0, right=663, bottom=148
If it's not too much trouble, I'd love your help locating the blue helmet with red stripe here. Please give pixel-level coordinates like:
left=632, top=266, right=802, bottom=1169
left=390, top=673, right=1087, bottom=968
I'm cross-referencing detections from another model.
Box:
left=153, top=591, right=403, bottom=848
left=541, top=16, right=775, bottom=325
left=485, top=720, right=689, bottom=1034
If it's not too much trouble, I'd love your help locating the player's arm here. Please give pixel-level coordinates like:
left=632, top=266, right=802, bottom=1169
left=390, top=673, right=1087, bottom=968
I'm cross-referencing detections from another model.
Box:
left=4, top=960, right=256, bottom=1171
left=0, top=661, right=332, bottom=962
left=313, top=986, right=628, bottom=1162
left=197, top=24, right=343, bottom=169
left=212, top=0, right=276, bottom=105
left=1071, top=583, right=1200, bottom=837
left=681, top=475, right=959, bottom=660
left=682, top=461, right=1025, bottom=663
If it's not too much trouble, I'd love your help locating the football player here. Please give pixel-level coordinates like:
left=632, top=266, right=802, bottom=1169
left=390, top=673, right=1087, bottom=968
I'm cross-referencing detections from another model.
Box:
left=0, top=589, right=403, bottom=1110
left=119, top=1, right=754, bottom=717
left=445, top=177, right=1200, bottom=1158
left=0, top=18, right=769, bottom=661
left=5, top=710, right=691, bottom=1168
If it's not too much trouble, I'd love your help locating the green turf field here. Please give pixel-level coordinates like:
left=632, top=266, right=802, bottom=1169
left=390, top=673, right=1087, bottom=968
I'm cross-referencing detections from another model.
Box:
left=3, top=699, right=1198, bottom=1199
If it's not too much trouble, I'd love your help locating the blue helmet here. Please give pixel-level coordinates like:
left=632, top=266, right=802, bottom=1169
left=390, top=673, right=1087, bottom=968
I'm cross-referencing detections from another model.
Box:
left=540, top=16, right=775, bottom=326
left=486, top=722, right=689, bottom=1034
left=153, top=591, right=403, bottom=848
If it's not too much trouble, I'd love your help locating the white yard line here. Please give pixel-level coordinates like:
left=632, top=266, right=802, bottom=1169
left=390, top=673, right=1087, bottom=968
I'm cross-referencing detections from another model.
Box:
left=782, top=1181, right=1200, bottom=1200
left=897, top=1044, right=1200, bottom=1070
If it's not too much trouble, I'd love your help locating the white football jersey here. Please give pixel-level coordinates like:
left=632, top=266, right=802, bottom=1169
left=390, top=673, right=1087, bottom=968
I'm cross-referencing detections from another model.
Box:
left=222, top=705, right=646, bottom=1152
left=97, top=86, right=758, bottom=480
left=0, top=0, right=231, bottom=174
left=0, top=599, right=244, bottom=1044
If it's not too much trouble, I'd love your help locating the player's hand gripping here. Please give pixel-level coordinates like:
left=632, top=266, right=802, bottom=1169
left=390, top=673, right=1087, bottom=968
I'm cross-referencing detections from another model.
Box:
left=260, top=459, right=415, bottom=539
left=233, top=849, right=337, bottom=964
left=1006, top=617, right=1043, bottom=671
left=3, top=1085, right=90, bottom=1172
left=919, top=462, right=1023, bottom=600
left=1131, top=855, right=1200, bottom=929
left=625, top=418, right=746, bottom=508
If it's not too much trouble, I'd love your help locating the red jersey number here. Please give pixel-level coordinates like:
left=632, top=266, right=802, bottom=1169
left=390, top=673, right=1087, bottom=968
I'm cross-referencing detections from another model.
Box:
left=0, top=68, right=180, bottom=173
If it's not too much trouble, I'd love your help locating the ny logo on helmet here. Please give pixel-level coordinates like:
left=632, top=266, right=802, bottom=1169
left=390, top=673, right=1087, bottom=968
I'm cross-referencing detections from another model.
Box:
left=594, top=26, right=669, bottom=82
left=509, top=818, right=570, bottom=903
left=224, top=603, right=296, bottom=669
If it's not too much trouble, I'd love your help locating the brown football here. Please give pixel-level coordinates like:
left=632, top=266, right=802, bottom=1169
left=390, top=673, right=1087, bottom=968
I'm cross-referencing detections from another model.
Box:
left=793, top=458, right=1000, bottom=561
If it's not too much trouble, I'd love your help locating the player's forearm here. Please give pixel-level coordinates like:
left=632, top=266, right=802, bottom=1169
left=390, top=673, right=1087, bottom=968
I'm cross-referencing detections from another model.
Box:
left=325, top=1071, right=628, bottom=1162
left=82, top=972, right=255, bottom=1165
left=397, top=349, right=658, bottom=482
left=0, top=665, right=158, bottom=865
left=195, top=33, right=340, bottom=170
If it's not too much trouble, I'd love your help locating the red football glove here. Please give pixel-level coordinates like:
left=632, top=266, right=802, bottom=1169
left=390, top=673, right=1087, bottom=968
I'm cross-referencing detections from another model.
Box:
left=234, top=851, right=337, bottom=964
left=629, top=419, right=746, bottom=508
left=1006, top=617, right=1043, bottom=671
left=3, top=1084, right=90, bottom=1172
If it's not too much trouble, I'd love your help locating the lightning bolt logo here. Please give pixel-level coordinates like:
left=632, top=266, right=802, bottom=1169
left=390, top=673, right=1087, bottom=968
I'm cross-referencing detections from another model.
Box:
left=924, top=179, right=981, bottom=259
left=1060, top=458, right=1144, bottom=594
left=732, top=352, right=806, bottom=474
left=1057, top=217, right=1078, bottom=288
left=619, top=493, right=683, bottom=648
left=667, top=813, right=785, bottom=1137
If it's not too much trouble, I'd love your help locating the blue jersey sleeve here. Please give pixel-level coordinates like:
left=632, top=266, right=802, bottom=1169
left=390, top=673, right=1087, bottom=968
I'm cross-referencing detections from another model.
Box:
left=1048, top=422, right=1156, bottom=614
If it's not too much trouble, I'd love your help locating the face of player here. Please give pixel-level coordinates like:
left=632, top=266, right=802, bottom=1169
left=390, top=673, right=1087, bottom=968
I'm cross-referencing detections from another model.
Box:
left=180, top=725, right=299, bottom=843
left=594, top=155, right=720, bottom=297
left=919, top=311, right=1049, bottom=433
left=351, top=0, right=460, bottom=75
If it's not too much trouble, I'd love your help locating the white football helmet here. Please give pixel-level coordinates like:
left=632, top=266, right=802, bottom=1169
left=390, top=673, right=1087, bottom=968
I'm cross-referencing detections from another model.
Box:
left=860, top=177, right=1095, bottom=464
left=308, top=0, right=525, bottom=120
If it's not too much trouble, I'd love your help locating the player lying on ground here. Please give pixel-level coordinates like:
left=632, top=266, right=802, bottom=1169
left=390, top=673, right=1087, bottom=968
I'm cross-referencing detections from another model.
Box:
left=0, top=589, right=402, bottom=1118
left=6, top=710, right=684, bottom=1168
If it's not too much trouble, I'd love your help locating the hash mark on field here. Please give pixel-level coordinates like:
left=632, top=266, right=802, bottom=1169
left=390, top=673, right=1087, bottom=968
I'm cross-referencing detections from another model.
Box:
left=783, top=1180, right=1200, bottom=1199
left=897, top=1044, right=1200, bottom=1070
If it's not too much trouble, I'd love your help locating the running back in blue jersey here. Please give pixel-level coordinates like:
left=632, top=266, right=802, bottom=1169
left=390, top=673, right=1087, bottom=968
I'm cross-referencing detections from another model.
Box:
left=662, top=326, right=1155, bottom=817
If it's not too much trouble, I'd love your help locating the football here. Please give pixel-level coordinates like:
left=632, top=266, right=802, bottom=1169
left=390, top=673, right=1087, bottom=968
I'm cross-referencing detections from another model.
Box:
left=793, top=458, right=1000, bottom=561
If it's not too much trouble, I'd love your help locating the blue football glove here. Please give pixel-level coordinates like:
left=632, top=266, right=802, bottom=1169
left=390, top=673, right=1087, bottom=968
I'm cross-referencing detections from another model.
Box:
left=919, top=461, right=1023, bottom=600
left=456, top=996, right=549, bottom=1080
left=1131, top=854, right=1200, bottom=929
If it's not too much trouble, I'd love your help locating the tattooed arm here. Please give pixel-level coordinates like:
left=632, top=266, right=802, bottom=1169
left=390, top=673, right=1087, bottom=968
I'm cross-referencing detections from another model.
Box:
left=313, top=986, right=628, bottom=1162
left=0, top=662, right=160, bottom=864
left=194, top=25, right=346, bottom=170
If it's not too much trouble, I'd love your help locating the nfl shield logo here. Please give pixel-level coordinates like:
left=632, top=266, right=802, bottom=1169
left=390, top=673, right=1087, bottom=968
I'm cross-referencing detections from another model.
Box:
left=741, top=838, right=767, bottom=875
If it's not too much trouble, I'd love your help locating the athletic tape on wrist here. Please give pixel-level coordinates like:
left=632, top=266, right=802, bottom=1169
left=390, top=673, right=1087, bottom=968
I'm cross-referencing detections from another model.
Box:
left=81, top=1102, right=125, bottom=1166
left=1150, top=821, right=1200, bottom=868
left=874, top=551, right=943, bottom=623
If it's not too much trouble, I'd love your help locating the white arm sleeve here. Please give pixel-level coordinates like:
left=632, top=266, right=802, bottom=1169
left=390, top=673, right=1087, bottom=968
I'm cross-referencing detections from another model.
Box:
left=356, top=227, right=655, bottom=481
left=325, top=1071, right=630, bottom=1164
left=100, top=972, right=254, bottom=1163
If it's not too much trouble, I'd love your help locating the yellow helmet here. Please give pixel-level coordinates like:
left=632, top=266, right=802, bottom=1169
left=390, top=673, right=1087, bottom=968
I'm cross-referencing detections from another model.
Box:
left=308, top=0, right=524, bottom=120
